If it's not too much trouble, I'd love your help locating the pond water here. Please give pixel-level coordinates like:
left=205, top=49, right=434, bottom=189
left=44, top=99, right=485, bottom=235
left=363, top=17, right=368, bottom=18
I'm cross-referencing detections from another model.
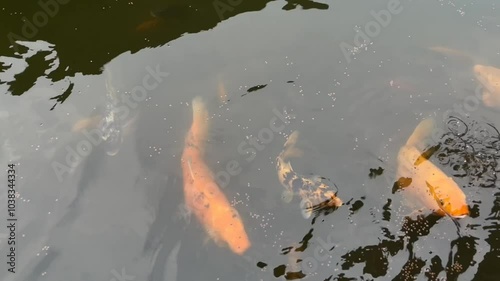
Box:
left=1, top=0, right=500, bottom=280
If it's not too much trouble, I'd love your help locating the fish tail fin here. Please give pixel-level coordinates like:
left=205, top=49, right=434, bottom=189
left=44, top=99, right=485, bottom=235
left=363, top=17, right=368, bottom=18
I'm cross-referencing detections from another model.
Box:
left=406, top=118, right=435, bottom=147
left=72, top=115, right=101, bottom=133
left=428, top=46, right=474, bottom=62
left=190, top=96, right=210, bottom=150
left=283, top=131, right=303, bottom=159
left=301, top=199, right=313, bottom=219
left=284, top=131, right=299, bottom=148
left=217, top=78, right=228, bottom=104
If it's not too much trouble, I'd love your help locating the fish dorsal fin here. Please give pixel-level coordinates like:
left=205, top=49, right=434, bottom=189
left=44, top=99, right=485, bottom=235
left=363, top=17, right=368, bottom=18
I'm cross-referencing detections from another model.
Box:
left=186, top=157, right=195, bottom=180
left=428, top=46, right=476, bottom=63
left=414, top=144, right=441, bottom=166
left=406, top=118, right=436, bottom=147
left=425, top=181, right=443, bottom=207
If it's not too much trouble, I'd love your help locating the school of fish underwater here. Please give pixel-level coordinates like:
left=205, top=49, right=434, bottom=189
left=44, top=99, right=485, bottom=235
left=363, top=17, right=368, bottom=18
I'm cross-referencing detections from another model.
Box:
left=1, top=1, right=500, bottom=280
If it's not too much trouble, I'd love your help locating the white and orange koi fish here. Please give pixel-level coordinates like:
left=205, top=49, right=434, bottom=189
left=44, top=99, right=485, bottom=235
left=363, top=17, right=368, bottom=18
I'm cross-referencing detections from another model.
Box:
left=276, top=130, right=343, bottom=219
left=181, top=96, right=251, bottom=255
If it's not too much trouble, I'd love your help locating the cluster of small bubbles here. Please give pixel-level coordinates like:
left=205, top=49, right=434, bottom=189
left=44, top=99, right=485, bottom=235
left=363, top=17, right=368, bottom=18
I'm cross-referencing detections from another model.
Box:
left=272, top=230, right=288, bottom=249
left=450, top=261, right=463, bottom=272
left=148, top=145, right=162, bottom=157
left=326, top=92, right=336, bottom=108
left=165, top=125, right=174, bottom=134
left=285, top=58, right=294, bottom=66
left=231, top=192, right=250, bottom=207
left=30, top=144, right=41, bottom=151
left=21, top=195, right=31, bottom=203
left=370, top=207, right=381, bottom=218
left=352, top=137, right=359, bottom=151
left=250, top=211, right=275, bottom=237
left=36, top=245, right=50, bottom=257
left=48, top=136, right=59, bottom=143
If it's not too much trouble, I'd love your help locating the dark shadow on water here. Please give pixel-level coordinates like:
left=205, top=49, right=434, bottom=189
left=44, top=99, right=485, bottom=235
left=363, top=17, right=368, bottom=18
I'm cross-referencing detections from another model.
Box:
left=282, top=0, right=329, bottom=11
left=255, top=204, right=343, bottom=280
left=473, top=191, right=500, bottom=281
left=55, top=140, right=106, bottom=227
left=23, top=249, right=59, bottom=281
left=142, top=174, right=194, bottom=281
left=1, top=0, right=329, bottom=106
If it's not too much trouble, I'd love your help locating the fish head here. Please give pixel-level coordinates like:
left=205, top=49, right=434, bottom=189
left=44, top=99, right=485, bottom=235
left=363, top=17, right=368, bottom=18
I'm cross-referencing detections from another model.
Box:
left=474, top=64, right=500, bottom=90
left=220, top=207, right=251, bottom=255
left=442, top=202, right=469, bottom=218
left=323, top=190, right=343, bottom=207
left=431, top=179, right=469, bottom=218
left=474, top=64, right=500, bottom=108
left=438, top=197, right=469, bottom=218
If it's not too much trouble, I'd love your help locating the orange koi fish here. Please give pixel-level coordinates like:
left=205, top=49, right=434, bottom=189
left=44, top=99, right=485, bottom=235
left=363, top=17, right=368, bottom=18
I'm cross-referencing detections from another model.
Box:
left=72, top=114, right=102, bottom=133
left=181, top=96, right=251, bottom=255
left=473, top=64, right=500, bottom=108
left=394, top=118, right=469, bottom=218
left=135, top=18, right=162, bottom=32
left=135, top=5, right=192, bottom=32
left=427, top=46, right=474, bottom=61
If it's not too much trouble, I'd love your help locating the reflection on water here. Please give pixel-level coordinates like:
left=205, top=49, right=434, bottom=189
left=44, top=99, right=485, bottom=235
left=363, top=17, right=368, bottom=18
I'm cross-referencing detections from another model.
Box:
left=440, top=117, right=500, bottom=188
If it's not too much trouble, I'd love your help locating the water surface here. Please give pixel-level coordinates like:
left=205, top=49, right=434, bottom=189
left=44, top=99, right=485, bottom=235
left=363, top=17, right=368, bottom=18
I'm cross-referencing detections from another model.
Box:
left=1, top=0, right=500, bottom=280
